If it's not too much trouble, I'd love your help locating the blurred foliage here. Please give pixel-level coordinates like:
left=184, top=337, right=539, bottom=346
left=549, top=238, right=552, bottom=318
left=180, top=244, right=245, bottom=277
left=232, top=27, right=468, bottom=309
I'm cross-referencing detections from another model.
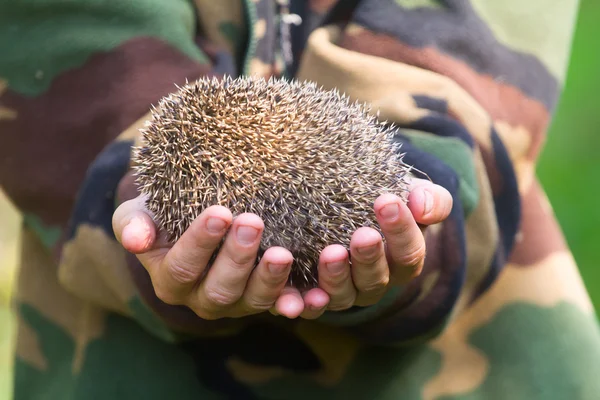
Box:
left=538, top=0, right=600, bottom=311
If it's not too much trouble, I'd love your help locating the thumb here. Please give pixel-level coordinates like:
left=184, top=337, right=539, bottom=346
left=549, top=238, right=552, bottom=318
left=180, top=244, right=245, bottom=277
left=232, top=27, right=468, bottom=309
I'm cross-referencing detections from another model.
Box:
left=112, top=194, right=157, bottom=254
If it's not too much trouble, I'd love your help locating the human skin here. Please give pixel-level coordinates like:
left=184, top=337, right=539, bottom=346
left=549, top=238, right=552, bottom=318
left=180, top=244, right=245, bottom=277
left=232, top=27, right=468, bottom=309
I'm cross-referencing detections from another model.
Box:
left=112, top=177, right=452, bottom=320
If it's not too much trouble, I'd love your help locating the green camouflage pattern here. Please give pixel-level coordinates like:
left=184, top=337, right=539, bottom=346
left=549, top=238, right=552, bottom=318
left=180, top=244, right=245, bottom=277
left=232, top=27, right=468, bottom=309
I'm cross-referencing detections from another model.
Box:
left=2, top=0, right=599, bottom=398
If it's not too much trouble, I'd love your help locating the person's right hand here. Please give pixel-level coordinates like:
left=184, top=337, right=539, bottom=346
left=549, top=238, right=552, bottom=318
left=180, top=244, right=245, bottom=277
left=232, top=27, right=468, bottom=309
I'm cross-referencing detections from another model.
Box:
left=112, top=195, right=329, bottom=320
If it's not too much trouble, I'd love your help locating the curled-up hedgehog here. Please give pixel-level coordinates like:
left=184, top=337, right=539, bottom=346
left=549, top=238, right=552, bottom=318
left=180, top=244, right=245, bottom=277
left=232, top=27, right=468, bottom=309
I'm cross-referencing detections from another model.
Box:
left=132, top=75, right=412, bottom=288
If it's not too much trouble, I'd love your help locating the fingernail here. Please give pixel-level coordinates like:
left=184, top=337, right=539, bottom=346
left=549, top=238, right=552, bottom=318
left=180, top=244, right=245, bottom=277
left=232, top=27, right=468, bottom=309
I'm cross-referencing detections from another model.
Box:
left=237, top=225, right=259, bottom=245
left=357, top=243, right=379, bottom=258
left=268, top=262, right=290, bottom=275
left=380, top=202, right=399, bottom=221
left=206, top=217, right=228, bottom=234
left=423, top=189, right=433, bottom=216
left=327, top=261, right=346, bottom=274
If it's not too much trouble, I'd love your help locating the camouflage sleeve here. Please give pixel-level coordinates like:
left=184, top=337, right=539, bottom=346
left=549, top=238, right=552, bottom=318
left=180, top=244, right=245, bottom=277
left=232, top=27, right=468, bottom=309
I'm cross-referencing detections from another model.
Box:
left=0, top=0, right=248, bottom=342
left=294, top=0, right=585, bottom=345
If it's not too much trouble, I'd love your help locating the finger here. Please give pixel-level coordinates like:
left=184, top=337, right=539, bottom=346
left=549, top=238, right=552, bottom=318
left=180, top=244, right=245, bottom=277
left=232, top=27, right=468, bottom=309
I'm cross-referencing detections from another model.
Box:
left=112, top=196, right=157, bottom=254
left=120, top=211, right=157, bottom=255
left=317, top=244, right=356, bottom=311
left=299, top=288, right=330, bottom=319
left=194, top=213, right=264, bottom=316
left=407, top=181, right=453, bottom=226
left=274, top=286, right=305, bottom=319
left=153, top=206, right=232, bottom=305
left=348, top=227, right=390, bottom=307
left=374, top=193, right=426, bottom=284
left=237, top=246, right=293, bottom=314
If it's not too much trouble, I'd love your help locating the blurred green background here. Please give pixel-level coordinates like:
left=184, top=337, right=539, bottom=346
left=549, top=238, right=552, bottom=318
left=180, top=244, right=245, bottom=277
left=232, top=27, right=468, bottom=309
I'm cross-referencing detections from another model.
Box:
left=538, top=0, right=600, bottom=308
left=1, top=1, right=599, bottom=398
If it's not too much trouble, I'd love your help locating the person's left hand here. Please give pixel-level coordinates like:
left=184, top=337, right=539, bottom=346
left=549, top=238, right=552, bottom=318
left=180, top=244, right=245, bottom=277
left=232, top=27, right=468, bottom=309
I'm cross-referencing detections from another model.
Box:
left=278, top=177, right=453, bottom=319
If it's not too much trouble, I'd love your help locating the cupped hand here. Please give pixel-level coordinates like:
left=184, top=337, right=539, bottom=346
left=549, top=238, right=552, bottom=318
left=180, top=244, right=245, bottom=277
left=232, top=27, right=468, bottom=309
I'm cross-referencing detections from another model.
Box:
left=112, top=197, right=305, bottom=320
left=112, top=177, right=452, bottom=321
left=296, top=177, right=453, bottom=319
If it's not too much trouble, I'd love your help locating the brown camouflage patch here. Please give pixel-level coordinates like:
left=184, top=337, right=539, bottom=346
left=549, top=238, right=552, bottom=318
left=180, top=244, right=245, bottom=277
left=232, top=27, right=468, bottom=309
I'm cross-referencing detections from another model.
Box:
left=334, top=24, right=529, bottom=197
left=337, top=24, right=494, bottom=153
left=0, top=37, right=212, bottom=227
left=297, top=25, right=496, bottom=162
left=298, top=26, right=479, bottom=131
left=338, top=24, right=551, bottom=162
left=509, top=180, right=568, bottom=266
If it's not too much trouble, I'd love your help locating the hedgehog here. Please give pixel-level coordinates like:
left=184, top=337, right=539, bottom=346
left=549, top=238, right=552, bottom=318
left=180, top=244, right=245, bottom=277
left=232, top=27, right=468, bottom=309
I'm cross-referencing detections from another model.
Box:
left=132, top=75, right=413, bottom=288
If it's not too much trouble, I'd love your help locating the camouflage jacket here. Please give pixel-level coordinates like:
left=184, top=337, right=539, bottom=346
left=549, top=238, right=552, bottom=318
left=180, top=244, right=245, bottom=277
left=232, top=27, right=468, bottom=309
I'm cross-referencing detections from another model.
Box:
left=2, top=0, right=599, bottom=399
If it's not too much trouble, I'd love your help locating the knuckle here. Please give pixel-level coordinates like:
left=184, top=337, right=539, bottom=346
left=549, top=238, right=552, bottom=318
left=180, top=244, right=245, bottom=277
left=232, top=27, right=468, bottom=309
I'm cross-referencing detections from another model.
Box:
left=355, top=249, right=384, bottom=265
left=389, top=224, right=413, bottom=239
left=165, top=261, right=199, bottom=285
left=203, top=286, right=239, bottom=309
left=396, top=243, right=426, bottom=268
left=322, top=267, right=351, bottom=286
left=358, top=274, right=390, bottom=294
left=185, top=230, right=223, bottom=254
left=243, top=297, right=275, bottom=312
left=195, top=237, right=223, bottom=252
left=228, top=252, right=257, bottom=269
